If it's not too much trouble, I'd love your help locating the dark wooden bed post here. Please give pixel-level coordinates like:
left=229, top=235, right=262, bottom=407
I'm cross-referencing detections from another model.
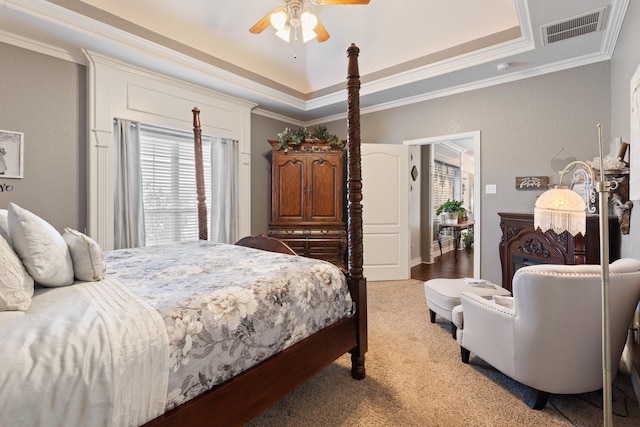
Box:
left=346, top=43, right=367, bottom=380
left=192, top=107, right=208, bottom=240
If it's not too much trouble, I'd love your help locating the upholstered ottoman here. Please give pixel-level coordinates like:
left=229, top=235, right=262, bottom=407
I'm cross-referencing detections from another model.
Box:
left=424, top=278, right=511, bottom=338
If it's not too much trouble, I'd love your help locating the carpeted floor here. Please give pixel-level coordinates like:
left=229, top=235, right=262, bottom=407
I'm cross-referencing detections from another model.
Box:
left=246, top=279, right=640, bottom=426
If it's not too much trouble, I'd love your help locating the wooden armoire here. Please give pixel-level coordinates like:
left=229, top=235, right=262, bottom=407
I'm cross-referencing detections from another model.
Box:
left=268, top=140, right=346, bottom=268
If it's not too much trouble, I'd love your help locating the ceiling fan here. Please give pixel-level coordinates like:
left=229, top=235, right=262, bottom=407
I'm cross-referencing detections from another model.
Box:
left=249, top=0, right=370, bottom=43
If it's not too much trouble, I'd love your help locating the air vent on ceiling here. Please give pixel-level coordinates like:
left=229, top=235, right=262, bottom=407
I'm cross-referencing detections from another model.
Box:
left=542, top=6, right=607, bottom=45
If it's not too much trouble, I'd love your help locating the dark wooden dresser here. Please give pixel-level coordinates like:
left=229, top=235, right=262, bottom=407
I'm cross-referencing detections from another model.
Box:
left=268, top=140, right=346, bottom=268
left=498, top=212, right=620, bottom=292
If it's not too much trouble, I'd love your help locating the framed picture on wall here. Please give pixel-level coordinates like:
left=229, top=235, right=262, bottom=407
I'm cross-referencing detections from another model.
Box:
left=0, top=129, right=24, bottom=179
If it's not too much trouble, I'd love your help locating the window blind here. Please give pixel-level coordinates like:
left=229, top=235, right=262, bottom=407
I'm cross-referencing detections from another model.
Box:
left=433, top=160, right=460, bottom=240
left=433, top=160, right=459, bottom=216
left=139, top=124, right=212, bottom=246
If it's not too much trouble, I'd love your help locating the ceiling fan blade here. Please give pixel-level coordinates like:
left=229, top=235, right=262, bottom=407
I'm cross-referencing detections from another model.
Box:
left=315, top=0, right=370, bottom=4
left=315, top=20, right=330, bottom=42
left=249, top=6, right=285, bottom=34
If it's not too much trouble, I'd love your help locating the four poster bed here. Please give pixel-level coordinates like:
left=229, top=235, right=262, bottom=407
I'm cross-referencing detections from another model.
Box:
left=0, top=45, right=366, bottom=427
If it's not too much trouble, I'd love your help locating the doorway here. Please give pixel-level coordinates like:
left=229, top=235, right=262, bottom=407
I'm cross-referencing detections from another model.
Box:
left=404, top=131, right=481, bottom=279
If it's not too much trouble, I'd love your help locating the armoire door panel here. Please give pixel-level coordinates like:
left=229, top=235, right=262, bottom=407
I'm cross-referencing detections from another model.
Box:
left=308, top=155, right=343, bottom=221
left=273, top=156, right=305, bottom=221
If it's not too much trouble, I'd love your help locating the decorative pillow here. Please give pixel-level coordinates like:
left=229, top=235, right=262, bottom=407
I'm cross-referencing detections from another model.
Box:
left=0, top=209, right=9, bottom=243
left=493, top=295, right=514, bottom=309
left=0, top=236, right=34, bottom=311
left=7, top=202, right=74, bottom=287
left=63, top=228, right=106, bottom=281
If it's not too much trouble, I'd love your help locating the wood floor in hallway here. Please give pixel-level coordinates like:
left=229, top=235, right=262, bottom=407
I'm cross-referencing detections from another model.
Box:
left=410, top=248, right=474, bottom=281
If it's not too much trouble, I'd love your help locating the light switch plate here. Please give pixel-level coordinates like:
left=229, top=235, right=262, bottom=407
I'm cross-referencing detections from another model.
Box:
left=486, top=184, right=497, bottom=194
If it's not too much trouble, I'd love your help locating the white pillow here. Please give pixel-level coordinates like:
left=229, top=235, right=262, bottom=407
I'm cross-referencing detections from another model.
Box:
left=63, top=228, right=106, bottom=281
left=0, top=236, right=34, bottom=311
left=7, top=202, right=74, bottom=287
left=0, top=209, right=9, bottom=243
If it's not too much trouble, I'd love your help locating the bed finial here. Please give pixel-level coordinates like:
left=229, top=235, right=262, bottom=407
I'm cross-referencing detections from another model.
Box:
left=192, top=107, right=208, bottom=240
left=192, top=106, right=201, bottom=127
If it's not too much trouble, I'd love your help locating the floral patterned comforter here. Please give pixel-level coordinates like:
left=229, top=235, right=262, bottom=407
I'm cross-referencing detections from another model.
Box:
left=106, top=240, right=354, bottom=410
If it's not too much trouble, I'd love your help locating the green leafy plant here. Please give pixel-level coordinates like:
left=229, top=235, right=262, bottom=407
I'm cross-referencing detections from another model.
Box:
left=276, top=125, right=344, bottom=151
left=462, top=230, right=474, bottom=250
left=309, top=125, right=343, bottom=149
left=435, top=199, right=466, bottom=216
left=276, top=127, right=307, bottom=151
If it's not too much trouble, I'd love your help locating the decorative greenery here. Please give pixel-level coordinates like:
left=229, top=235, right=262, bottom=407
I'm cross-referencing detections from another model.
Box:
left=435, top=199, right=466, bottom=216
left=276, top=125, right=344, bottom=151
left=462, top=230, right=474, bottom=250
left=309, top=125, right=342, bottom=148
left=276, top=127, right=306, bottom=151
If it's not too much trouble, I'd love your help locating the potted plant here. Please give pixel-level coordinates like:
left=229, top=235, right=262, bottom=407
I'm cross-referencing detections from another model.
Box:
left=462, top=229, right=474, bottom=250
left=436, top=199, right=466, bottom=224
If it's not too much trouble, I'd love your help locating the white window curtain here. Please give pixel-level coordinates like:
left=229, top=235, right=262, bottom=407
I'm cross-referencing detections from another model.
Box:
left=124, top=122, right=239, bottom=246
left=210, top=137, right=239, bottom=243
left=113, top=119, right=146, bottom=249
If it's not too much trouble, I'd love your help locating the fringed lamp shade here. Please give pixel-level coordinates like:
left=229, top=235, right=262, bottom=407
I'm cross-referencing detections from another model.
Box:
left=534, top=188, right=587, bottom=236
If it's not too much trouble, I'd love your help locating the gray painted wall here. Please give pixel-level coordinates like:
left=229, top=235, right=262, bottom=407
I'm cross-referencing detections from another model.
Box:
left=611, top=0, right=640, bottom=259
left=0, top=42, right=86, bottom=234
left=324, top=61, right=611, bottom=284
left=249, top=114, right=297, bottom=236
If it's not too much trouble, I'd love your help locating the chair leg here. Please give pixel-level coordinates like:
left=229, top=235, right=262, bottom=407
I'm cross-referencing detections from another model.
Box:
left=527, top=389, right=550, bottom=410
left=461, top=347, right=470, bottom=364
left=450, top=322, right=457, bottom=339
left=429, top=309, right=436, bottom=323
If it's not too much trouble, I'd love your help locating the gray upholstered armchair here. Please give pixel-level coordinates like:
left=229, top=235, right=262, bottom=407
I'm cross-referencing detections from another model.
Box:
left=454, top=259, right=640, bottom=409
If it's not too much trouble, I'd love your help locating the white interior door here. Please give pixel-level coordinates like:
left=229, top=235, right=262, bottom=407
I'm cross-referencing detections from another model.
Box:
left=361, top=143, right=410, bottom=281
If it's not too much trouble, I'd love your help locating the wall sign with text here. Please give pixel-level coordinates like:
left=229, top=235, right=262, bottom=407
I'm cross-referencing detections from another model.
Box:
left=516, top=176, right=549, bottom=190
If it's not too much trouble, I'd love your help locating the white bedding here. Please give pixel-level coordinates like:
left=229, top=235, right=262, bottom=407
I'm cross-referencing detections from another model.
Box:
left=0, top=240, right=352, bottom=426
left=0, top=276, right=169, bottom=427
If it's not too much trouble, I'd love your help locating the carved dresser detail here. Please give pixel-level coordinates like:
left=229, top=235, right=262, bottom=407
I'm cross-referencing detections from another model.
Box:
left=498, top=212, right=620, bottom=292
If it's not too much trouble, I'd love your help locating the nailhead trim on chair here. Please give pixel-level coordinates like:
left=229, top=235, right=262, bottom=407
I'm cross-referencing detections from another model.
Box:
left=460, top=293, right=517, bottom=317
left=513, top=270, right=637, bottom=279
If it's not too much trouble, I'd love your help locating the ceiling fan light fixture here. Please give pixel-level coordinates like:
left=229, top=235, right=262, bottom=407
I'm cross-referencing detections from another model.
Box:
left=270, top=10, right=288, bottom=30
left=301, top=10, right=318, bottom=31
left=275, top=26, right=291, bottom=42
left=252, top=0, right=370, bottom=43
left=302, top=29, right=317, bottom=42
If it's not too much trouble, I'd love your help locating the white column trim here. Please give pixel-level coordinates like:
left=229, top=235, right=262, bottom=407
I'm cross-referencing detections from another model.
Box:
left=84, top=50, right=255, bottom=249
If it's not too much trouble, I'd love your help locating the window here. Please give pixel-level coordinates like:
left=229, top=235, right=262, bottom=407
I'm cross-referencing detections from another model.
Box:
left=433, top=160, right=461, bottom=240
left=433, top=160, right=460, bottom=216
left=138, top=122, right=240, bottom=247
left=139, top=124, right=213, bottom=246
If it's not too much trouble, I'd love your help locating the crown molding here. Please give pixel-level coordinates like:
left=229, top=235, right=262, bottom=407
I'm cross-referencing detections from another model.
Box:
left=0, top=28, right=85, bottom=64
left=0, top=0, right=627, bottom=125
left=602, top=0, right=629, bottom=57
